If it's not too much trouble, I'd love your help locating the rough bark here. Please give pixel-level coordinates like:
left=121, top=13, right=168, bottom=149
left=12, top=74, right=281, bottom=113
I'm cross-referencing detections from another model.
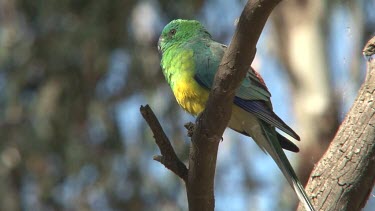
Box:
left=297, top=36, right=375, bottom=211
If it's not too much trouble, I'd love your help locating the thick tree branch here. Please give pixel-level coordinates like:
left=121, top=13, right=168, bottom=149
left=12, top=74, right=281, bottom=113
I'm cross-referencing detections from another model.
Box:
left=298, top=36, right=375, bottom=211
left=140, top=105, right=188, bottom=182
left=186, top=0, right=282, bottom=210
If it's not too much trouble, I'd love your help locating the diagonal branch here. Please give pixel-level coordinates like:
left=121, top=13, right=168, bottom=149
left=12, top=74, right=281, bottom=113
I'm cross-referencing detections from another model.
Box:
left=298, top=36, right=375, bottom=211
left=140, top=105, right=188, bottom=182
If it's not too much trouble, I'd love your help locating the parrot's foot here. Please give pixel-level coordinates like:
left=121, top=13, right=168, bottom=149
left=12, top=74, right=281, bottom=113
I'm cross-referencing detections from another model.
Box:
left=184, top=122, right=195, bottom=137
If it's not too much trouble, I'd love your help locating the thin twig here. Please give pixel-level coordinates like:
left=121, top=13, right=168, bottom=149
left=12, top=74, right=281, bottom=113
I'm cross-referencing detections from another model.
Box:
left=140, top=104, right=188, bottom=182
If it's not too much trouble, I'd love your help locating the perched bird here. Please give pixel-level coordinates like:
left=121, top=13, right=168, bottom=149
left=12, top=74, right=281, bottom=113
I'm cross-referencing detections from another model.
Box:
left=158, top=19, right=315, bottom=211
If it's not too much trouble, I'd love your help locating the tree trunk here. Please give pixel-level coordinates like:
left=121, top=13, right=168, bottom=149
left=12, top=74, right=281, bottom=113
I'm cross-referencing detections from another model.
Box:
left=298, top=36, right=375, bottom=211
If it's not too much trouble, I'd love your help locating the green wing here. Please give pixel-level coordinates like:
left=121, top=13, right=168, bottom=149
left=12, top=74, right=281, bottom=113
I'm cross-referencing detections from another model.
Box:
left=191, top=39, right=300, bottom=141
left=192, top=40, right=270, bottom=102
left=190, top=39, right=224, bottom=90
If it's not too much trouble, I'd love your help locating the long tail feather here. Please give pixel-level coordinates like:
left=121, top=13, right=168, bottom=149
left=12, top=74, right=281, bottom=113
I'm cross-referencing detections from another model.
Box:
left=257, top=121, right=315, bottom=211
left=230, top=106, right=315, bottom=211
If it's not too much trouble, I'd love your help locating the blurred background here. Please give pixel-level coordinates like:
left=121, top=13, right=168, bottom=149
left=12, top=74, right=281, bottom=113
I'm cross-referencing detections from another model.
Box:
left=0, top=0, right=374, bottom=210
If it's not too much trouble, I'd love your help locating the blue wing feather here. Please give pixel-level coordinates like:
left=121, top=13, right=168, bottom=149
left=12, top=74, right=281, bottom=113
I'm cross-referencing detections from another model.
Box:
left=233, top=97, right=300, bottom=141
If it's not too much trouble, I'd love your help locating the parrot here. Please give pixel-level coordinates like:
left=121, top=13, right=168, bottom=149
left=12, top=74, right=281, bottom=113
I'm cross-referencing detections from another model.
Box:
left=158, top=19, right=315, bottom=211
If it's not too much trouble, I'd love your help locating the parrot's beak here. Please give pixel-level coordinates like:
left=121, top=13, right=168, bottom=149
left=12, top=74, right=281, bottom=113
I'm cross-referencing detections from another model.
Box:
left=157, top=37, right=164, bottom=53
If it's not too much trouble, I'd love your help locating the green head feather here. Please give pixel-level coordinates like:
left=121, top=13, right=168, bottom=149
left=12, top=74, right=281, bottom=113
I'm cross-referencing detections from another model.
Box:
left=158, top=19, right=212, bottom=53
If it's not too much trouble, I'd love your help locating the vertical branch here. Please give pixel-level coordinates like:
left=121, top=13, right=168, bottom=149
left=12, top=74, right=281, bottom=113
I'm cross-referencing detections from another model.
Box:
left=186, top=0, right=282, bottom=210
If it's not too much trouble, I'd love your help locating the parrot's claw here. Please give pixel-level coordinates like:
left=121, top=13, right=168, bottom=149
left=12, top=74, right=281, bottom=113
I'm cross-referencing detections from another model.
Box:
left=184, top=122, right=195, bottom=137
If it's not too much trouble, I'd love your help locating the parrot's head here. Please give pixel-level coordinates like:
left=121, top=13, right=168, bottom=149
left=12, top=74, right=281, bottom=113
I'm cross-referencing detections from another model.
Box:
left=158, top=19, right=211, bottom=53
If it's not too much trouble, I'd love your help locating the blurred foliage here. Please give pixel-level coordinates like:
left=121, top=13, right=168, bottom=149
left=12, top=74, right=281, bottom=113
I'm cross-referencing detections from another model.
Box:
left=0, top=0, right=374, bottom=211
left=0, top=0, right=197, bottom=210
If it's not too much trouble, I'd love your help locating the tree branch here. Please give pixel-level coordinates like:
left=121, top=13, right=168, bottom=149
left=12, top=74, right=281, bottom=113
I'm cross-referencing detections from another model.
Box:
left=186, top=0, right=282, bottom=210
left=140, top=105, right=188, bottom=182
left=298, top=36, right=375, bottom=211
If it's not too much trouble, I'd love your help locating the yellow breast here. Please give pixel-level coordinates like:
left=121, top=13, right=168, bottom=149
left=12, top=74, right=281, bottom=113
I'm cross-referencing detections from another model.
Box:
left=173, top=78, right=209, bottom=116
left=163, top=47, right=210, bottom=116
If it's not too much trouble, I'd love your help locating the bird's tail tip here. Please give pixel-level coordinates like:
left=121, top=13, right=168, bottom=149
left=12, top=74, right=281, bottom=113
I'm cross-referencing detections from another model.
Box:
left=292, top=182, right=316, bottom=211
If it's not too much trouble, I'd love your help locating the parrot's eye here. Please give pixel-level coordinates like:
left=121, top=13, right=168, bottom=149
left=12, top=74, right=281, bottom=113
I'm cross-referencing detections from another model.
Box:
left=169, top=29, right=176, bottom=36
